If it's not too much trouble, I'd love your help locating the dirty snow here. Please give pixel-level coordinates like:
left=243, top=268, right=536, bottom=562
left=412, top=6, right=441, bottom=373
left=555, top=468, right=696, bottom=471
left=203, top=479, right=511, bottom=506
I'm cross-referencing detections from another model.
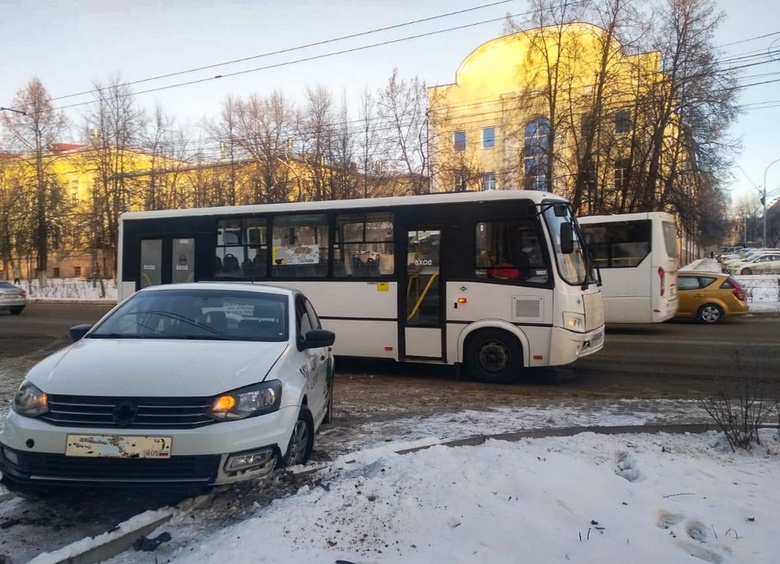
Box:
left=103, top=429, right=780, bottom=564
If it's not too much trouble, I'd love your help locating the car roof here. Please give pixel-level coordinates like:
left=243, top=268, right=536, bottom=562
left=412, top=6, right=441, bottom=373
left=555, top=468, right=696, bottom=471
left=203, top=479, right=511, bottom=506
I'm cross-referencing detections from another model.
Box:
left=678, top=271, right=726, bottom=277
left=136, top=282, right=296, bottom=297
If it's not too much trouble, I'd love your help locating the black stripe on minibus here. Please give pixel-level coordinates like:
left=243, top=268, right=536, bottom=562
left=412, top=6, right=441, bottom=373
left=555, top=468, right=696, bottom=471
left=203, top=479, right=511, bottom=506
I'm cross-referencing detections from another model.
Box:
left=447, top=321, right=554, bottom=328
left=319, top=316, right=397, bottom=323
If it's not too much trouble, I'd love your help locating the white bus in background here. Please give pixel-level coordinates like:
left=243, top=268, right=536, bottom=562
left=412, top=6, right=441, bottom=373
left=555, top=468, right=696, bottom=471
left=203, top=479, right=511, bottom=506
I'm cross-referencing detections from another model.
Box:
left=579, top=211, right=679, bottom=323
left=117, top=190, right=605, bottom=384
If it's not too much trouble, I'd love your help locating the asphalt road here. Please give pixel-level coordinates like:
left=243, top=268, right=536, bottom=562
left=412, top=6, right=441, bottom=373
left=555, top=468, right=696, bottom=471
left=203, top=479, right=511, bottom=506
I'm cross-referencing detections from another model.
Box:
left=2, top=302, right=779, bottom=399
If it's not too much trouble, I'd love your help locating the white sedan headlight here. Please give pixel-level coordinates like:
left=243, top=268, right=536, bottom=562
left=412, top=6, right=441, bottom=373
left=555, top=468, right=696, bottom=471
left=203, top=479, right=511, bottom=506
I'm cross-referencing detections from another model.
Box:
left=563, top=312, right=585, bottom=332
left=12, top=380, right=49, bottom=417
left=208, top=380, right=282, bottom=421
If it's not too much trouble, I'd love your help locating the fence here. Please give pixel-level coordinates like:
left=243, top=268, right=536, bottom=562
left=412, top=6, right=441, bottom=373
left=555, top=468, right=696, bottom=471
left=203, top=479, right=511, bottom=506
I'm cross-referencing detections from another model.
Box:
left=734, top=275, right=780, bottom=307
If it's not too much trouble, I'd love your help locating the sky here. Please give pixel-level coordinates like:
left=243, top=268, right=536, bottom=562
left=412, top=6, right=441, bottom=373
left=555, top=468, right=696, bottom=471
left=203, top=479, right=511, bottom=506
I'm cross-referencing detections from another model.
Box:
left=1, top=0, right=780, bottom=207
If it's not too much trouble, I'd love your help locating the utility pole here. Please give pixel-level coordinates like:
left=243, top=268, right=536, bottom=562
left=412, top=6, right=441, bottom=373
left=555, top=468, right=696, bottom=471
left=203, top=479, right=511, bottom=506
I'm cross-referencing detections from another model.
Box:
left=763, top=157, right=780, bottom=247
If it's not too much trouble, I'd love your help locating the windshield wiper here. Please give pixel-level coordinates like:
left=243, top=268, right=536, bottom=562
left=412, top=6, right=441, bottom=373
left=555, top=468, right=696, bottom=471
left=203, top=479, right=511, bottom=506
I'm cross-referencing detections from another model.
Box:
left=145, top=310, right=225, bottom=337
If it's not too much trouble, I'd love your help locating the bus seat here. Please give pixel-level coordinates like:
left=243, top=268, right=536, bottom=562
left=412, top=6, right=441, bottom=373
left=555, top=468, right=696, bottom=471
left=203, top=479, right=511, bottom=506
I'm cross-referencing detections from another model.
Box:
left=223, top=253, right=240, bottom=272
left=215, top=255, right=223, bottom=273
left=365, top=258, right=380, bottom=277
left=352, top=256, right=367, bottom=277
left=334, top=260, right=347, bottom=277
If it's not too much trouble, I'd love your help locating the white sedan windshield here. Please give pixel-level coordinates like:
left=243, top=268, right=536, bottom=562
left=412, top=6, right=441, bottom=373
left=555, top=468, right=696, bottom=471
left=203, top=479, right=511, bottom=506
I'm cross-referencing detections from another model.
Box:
left=90, top=290, right=289, bottom=341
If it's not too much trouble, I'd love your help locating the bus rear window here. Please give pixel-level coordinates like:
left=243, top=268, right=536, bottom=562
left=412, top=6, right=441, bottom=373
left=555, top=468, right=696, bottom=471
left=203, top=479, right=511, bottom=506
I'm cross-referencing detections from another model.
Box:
left=582, top=220, right=651, bottom=268
left=662, top=221, right=679, bottom=258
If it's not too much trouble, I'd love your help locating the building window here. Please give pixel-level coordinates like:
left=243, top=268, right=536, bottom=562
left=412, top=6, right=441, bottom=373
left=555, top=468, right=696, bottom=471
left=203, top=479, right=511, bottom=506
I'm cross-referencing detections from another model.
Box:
left=482, top=127, right=495, bottom=149
left=454, top=131, right=466, bottom=152
left=53, top=267, right=60, bottom=278
left=454, top=174, right=466, bottom=192
left=483, top=172, right=497, bottom=191
left=523, top=117, right=550, bottom=191
left=74, top=266, right=82, bottom=277
left=614, top=158, right=631, bottom=190
left=580, top=113, right=595, bottom=138
left=615, top=110, right=631, bottom=134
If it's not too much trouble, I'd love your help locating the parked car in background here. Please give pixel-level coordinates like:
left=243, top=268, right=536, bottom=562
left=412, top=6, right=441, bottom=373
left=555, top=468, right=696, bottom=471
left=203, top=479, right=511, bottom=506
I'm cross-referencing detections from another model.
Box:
left=0, top=283, right=335, bottom=492
left=0, top=281, right=27, bottom=315
left=727, top=252, right=780, bottom=275
left=721, top=249, right=778, bottom=271
left=675, top=272, right=748, bottom=323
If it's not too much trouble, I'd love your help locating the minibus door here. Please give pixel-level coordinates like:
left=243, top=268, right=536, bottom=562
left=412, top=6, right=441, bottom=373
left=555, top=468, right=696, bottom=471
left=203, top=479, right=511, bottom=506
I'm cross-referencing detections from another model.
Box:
left=403, top=228, right=444, bottom=360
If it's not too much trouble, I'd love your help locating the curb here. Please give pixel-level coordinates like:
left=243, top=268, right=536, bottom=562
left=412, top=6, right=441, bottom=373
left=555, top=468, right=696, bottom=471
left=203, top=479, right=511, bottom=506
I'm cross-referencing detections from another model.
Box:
left=394, top=422, right=721, bottom=454
left=27, top=495, right=209, bottom=564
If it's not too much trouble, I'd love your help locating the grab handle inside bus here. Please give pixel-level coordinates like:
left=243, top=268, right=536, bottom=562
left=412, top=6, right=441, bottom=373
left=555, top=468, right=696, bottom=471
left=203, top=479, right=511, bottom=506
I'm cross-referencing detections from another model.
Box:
left=560, top=222, right=574, bottom=254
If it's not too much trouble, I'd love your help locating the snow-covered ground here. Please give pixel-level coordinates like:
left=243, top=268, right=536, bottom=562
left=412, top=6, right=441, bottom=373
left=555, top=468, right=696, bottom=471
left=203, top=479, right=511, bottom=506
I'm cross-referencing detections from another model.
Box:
left=8, top=259, right=780, bottom=563
left=92, top=429, right=778, bottom=564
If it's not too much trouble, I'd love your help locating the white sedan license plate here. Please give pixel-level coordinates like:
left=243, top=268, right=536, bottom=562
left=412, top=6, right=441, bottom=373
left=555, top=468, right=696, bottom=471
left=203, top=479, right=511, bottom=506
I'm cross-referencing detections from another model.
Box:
left=65, top=435, right=172, bottom=459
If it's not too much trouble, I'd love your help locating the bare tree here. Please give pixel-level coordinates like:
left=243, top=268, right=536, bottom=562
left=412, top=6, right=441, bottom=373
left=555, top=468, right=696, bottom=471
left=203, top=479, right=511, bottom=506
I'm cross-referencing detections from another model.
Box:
left=1, top=78, right=69, bottom=284
left=296, top=85, right=335, bottom=201
left=84, top=75, right=145, bottom=279
left=377, top=69, right=429, bottom=194
left=234, top=92, right=296, bottom=204
left=205, top=96, right=242, bottom=206
left=637, top=0, right=739, bottom=219
left=138, top=104, right=191, bottom=210
left=326, top=93, right=359, bottom=200
left=505, top=0, right=586, bottom=197
left=355, top=88, right=388, bottom=198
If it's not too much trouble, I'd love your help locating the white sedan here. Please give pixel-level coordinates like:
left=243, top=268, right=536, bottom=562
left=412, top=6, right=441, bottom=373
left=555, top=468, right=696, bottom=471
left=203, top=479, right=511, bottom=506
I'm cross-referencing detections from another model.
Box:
left=728, top=252, right=780, bottom=275
left=0, top=283, right=334, bottom=491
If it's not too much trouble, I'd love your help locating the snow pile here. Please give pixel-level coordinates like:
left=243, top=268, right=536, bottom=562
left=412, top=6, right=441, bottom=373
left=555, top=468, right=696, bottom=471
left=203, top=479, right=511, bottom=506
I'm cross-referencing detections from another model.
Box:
left=22, top=278, right=117, bottom=301
left=153, top=430, right=780, bottom=564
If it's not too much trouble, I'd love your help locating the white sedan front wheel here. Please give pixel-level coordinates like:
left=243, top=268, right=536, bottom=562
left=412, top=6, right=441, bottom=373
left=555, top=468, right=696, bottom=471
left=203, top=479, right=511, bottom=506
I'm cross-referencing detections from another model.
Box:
left=281, top=406, right=314, bottom=467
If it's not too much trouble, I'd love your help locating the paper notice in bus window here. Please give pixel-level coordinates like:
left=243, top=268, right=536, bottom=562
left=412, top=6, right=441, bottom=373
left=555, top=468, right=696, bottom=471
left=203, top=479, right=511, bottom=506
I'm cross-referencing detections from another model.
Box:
left=273, top=245, right=319, bottom=265
left=377, top=282, right=389, bottom=292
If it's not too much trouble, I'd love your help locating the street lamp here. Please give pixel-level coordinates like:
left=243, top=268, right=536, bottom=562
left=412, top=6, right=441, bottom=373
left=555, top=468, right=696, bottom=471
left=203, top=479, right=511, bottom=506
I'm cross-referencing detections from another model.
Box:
left=762, top=157, right=780, bottom=247
left=0, top=106, right=27, bottom=116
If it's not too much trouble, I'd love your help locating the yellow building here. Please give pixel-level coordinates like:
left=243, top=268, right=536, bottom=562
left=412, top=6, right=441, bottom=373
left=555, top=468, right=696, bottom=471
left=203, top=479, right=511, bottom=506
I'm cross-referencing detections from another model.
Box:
left=1, top=143, right=412, bottom=281
left=429, top=23, right=681, bottom=215
left=0, top=142, right=178, bottom=280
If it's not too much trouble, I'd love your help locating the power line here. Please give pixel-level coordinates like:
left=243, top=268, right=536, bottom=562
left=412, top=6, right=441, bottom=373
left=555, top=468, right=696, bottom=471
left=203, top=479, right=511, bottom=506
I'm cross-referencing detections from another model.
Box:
left=52, top=11, right=537, bottom=112
left=717, top=30, right=780, bottom=49
left=48, top=0, right=526, bottom=105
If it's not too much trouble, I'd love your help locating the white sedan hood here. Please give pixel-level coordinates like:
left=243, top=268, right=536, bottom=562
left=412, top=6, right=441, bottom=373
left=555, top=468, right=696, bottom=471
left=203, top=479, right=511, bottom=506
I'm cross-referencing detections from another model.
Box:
left=26, top=339, right=288, bottom=397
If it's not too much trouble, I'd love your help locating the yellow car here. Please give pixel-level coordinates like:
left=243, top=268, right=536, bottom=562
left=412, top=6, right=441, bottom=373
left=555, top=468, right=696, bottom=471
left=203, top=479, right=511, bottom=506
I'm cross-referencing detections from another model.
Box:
left=675, top=272, right=749, bottom=323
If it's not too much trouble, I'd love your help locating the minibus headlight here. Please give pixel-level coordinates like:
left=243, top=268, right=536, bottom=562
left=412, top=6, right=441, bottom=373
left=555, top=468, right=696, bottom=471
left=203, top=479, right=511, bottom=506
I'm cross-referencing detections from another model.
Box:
left=563, top=312, right=585, bottom=332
